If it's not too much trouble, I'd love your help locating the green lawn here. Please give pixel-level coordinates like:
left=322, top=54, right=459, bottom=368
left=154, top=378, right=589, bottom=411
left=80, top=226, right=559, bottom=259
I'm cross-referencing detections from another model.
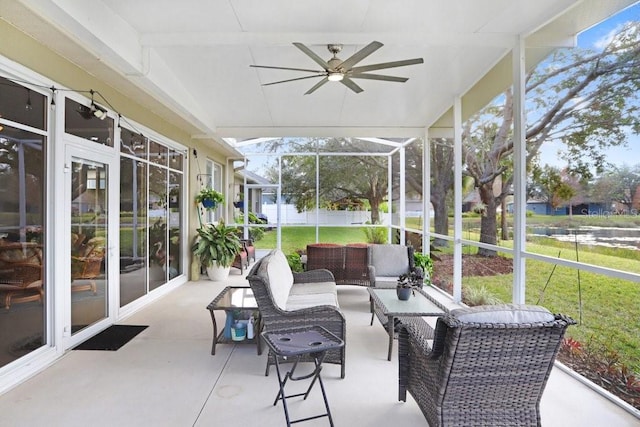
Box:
left=255, top=226, right=376, bottom=254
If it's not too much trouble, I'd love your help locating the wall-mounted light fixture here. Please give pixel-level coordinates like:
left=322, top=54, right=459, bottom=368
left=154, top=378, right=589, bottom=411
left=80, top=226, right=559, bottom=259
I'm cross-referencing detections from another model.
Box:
left=78, top=90, right=108, bottom=120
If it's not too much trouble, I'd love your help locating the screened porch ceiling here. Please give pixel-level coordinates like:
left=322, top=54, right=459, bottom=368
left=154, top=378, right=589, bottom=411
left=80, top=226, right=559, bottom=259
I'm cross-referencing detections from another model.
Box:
left=3, top=0, right=637, bottom=150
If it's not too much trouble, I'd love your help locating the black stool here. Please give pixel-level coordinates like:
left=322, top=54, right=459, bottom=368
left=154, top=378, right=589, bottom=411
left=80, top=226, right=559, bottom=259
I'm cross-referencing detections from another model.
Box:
left=261, top=325, right=344, bottom=426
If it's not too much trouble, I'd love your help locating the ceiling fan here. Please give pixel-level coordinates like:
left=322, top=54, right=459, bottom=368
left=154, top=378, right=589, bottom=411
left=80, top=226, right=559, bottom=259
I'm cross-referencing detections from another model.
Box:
left=250, top=41, right=424, bottom=95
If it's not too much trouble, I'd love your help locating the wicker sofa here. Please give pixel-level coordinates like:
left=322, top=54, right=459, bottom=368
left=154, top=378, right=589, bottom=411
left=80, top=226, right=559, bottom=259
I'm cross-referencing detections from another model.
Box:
left=306, top=243, right=370, bottom=286
left=247, top=249, right=346, bottom=378
left=398, top=304, right=575, bottom=427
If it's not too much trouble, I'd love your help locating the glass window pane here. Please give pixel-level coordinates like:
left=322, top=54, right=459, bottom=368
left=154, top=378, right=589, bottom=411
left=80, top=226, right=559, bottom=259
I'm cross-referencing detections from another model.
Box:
left=168, top=170, right=182, bottom=279
left=168, top=149, right=183, bottom=172
left=120, top=127, right=147, bottom=158
left=149, top=140, right=167, bottom=167
left=0, top=76, right=46, bottom=130
left=120, top=157, right=148, bottom=306
left=148, top=164, right=168, bottom=290
left=0, top=125, right=46, bottom=367
left=64, top=98, right=114, bottom=146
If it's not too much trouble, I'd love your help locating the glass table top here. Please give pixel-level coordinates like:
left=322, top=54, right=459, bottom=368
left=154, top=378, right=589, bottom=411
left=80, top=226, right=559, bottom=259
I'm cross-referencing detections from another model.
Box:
left=369, top=288, right=444, bottom=316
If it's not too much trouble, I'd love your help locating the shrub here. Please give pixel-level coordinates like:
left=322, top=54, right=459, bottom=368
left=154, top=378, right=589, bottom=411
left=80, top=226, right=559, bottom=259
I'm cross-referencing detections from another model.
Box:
left=363, top=226, right=387, bottom=244
left=286, top=252, right=304, bottom=272
left=462, top=284, right=502, bottom=306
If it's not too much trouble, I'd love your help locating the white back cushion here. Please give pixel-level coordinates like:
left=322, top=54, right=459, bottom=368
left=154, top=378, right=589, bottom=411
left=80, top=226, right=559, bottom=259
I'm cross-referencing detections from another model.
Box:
left=451, top=304, right=554, bottom=324
left=370, top=244, right=409, bottom=277
left=265, top=249, right=294, bottom=310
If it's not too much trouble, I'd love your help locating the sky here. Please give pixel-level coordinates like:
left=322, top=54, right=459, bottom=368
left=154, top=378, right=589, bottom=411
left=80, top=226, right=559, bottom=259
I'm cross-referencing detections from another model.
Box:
left=538, top=2, right=640, bottom=169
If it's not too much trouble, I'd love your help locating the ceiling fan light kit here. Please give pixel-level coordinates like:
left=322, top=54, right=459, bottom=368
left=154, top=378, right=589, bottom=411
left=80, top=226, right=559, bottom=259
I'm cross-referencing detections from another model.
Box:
left=251, top=41, right=424, bottom=94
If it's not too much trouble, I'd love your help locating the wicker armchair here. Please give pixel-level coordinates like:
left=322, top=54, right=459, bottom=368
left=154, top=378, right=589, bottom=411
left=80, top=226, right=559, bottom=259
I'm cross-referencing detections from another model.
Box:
left=0, top=242, right=44, bottom=309
left=368, top=244, right=422, bottom=288
left=247, top=252, right=347, bottom=378
left=398, top=305, right=575, bottom=427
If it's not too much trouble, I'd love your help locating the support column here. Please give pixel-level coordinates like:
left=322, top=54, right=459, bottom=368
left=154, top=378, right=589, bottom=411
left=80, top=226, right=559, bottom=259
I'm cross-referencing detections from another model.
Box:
left=513, top=37, right=527, bottom=304
left=423, top=129, right=430, bottom=255
left=453, top=97, right=463, bottom=303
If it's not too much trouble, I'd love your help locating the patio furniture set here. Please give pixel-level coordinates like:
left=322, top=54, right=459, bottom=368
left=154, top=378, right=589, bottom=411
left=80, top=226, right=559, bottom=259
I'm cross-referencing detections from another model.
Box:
left=208, top=247, right=574, bottom=426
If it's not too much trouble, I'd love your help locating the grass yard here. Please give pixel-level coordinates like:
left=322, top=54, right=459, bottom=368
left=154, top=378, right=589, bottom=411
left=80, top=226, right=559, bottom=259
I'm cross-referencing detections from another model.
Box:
left=255, top=226, right=376, bottom=254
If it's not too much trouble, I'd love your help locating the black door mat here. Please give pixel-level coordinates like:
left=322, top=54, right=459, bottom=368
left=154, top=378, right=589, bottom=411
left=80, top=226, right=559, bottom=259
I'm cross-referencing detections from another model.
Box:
left=73, top=325, right=148, bottom=351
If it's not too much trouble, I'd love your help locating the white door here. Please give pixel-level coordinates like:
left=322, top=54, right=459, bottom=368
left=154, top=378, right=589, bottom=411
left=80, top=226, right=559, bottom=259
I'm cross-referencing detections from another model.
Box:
left=63, top=146, right=118, bottom=348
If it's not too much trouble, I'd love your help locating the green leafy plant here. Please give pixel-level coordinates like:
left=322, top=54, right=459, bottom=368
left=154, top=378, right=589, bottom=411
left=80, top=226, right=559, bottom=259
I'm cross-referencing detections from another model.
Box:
left=286, top=252, right=304, bottom=273
left=192, top=220, right=241, bottom=268
left=195, top=187, right=224, bottom=210
left=363, top=225, right=387, bottom=244
left=413, top=251, right=434, bottom=283
left=396, top=271, right=423, bottom=298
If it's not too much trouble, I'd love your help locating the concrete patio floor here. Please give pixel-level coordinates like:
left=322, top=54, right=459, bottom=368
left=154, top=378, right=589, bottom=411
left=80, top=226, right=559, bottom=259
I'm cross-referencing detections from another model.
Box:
left=0, top=267, right=638, bottom=426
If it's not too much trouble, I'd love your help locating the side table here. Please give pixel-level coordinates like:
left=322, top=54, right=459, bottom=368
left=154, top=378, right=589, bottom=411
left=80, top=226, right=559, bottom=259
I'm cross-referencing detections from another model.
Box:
left=262, top=326, right=344, bottom=427
left=206, top=286, right=262, bottom=355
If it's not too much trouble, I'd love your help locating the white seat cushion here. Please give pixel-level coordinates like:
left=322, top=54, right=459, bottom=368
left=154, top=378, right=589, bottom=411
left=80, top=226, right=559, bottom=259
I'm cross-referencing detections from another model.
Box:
left=286, top=292, right=339, bottom=310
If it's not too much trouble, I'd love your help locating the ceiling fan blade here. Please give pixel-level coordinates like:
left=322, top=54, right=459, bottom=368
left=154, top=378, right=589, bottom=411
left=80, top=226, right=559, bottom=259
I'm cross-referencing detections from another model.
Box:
left=340, top=41, right=384, bottom=70
left=293, top=42, right=330, bottom=70
left=263, top=74, right=327, bottom=86
left=305, top=77, right=329, bottom=95
left=250, top=65, right=323, bottom=73
left=340, top=77, right=364, bottom=94
left=350, top=58, right=424, bottom=74
left=349, top=73, right=408, bottom=83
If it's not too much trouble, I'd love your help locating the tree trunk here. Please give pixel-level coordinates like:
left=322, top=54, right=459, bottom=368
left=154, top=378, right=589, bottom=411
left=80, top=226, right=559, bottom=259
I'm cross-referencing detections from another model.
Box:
left=478, top=183, right=498, bottom=257
left=432, top=199, right=449, bottom=247
left=370, top=197, right=380, bottom=224
left=500, top=196, right=508, bottom=241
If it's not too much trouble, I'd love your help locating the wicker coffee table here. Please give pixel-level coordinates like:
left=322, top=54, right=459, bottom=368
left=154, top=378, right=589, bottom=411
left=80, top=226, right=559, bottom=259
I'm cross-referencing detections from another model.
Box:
left=206, top=286, right=262, bottom=355
left=368, top=287, right=445, bottom=361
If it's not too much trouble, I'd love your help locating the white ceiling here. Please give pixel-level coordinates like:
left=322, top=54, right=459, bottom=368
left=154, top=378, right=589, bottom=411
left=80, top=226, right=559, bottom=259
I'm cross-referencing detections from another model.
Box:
left=3, top=0, right=637, bottom=144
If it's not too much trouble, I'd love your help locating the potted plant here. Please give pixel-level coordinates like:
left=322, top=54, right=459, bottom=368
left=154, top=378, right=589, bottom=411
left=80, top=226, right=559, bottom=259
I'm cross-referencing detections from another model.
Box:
left=233, top=192, right=244, bottom=209
left=196, top=187, right=224, bottom=210
left=192, top=220, right=242, bottom=281
left=396, top=271, right=422, bottom=300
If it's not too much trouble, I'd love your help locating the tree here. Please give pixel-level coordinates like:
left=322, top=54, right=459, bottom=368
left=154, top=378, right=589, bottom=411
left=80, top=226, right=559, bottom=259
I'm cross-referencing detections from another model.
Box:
left=592, top=164, right=640, bottom=213
left=529, top=165, right=580, bottom=214
left=270, top=138, right=389, bottom=223
left=463, top=22, right=640, bottom=256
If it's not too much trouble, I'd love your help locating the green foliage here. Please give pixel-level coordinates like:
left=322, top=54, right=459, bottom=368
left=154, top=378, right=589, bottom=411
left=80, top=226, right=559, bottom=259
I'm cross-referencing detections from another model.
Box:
left=192, top=220, right=241, bottom=268
left=363, top=226, right=387, bottom=244
left=235, top=211, right=266, bottom=241
left=286, top=252, right=304, bottom=272
left=413, top=251, right=434, bottom=281
left=462, top=284, right=503, bottom=306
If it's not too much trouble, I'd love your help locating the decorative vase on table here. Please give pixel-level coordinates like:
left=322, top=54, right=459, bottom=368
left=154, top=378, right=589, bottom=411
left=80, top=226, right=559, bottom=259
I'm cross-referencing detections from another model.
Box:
left=396, top=286, right=412, bottom=301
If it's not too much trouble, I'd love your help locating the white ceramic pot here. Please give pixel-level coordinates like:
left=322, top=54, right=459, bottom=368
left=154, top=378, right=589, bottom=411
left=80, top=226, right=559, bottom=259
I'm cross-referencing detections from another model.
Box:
left=206, top=264, right=231, bottom=281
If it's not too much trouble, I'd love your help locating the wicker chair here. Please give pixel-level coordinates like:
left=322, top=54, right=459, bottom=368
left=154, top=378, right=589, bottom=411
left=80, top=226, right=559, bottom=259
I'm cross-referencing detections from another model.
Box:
left=398, top=305, right=575, bottom=427
left=0, top=242, right=44, bottom=309
left=368, top=244, right=422, bottom=288
left=247, top=252, right=347, bottom=378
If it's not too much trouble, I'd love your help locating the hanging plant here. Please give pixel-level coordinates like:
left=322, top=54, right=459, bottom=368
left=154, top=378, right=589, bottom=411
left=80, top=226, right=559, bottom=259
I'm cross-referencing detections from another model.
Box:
left=195, top=187, right=224, bottom=210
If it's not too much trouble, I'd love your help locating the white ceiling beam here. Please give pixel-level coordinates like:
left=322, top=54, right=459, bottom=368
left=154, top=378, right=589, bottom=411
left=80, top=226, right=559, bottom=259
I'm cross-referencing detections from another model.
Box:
left=215, top=127, right=426, bottom=138
left=141, top=32, right=518, bottom=48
